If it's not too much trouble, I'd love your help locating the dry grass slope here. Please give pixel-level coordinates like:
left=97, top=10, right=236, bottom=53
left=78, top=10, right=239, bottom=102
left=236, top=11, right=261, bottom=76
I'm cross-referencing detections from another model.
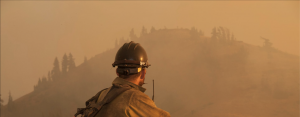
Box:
left=2, top=28, right=299, bottom=117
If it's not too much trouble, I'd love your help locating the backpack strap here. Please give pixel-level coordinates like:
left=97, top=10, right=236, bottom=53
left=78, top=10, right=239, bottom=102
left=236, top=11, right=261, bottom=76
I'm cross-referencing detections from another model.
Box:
left=74, top=88, right=108, bottom=117
left=88, top=84, right=132, bottom=117
left=74, top=85, right=131, bottom=117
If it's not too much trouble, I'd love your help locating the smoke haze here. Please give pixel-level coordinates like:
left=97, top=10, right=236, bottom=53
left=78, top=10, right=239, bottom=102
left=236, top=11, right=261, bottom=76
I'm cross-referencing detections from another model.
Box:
left=1, top=1, right=299, bottom=116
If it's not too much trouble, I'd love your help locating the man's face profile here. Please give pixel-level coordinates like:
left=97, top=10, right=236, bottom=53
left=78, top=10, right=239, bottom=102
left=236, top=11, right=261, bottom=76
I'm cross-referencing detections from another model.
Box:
left=139, top=69, right=146, bottom=86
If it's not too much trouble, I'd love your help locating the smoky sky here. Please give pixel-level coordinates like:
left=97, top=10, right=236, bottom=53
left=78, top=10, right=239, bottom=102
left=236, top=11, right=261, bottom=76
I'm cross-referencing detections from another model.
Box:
left=1, top=1, right=299, bottom=104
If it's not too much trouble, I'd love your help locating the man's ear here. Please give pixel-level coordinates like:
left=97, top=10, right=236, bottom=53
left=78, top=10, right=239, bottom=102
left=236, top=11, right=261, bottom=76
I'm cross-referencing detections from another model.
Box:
left=116, top=69, right=119, bottom=76
left=140, top=69, right=146, bottom=79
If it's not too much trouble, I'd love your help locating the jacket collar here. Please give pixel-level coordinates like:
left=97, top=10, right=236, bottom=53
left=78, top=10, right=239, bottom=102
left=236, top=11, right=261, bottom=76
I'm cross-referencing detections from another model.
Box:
left=112, top=77, right=146, bottom=93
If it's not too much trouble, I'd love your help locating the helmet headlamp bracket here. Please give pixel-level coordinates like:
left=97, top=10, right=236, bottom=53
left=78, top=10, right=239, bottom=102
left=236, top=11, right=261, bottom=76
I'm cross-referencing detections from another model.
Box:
left=117, top=67, right=142, bottom=75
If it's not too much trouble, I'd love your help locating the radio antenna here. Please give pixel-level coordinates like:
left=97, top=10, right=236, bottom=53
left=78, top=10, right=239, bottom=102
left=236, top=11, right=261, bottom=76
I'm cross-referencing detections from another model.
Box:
left=152, top=79, right=154, bottom=101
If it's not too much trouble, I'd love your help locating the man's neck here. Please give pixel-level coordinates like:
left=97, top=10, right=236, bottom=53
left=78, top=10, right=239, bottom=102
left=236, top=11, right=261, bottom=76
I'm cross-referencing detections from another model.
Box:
left=125, top=78, right=144, bottom=86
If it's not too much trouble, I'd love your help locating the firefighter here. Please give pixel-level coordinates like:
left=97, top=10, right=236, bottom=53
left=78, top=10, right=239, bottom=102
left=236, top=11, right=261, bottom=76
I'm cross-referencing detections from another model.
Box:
left=75, top=41, right=170, bottom=117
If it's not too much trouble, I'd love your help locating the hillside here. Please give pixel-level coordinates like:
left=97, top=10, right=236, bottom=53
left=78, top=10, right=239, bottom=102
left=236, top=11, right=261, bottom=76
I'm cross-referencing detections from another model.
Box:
left=2, top=28, right=299, bottom=117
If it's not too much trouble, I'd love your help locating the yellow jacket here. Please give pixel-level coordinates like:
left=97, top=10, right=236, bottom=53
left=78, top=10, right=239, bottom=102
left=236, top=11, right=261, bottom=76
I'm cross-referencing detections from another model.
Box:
left=94, top=77, right=170, bottom=117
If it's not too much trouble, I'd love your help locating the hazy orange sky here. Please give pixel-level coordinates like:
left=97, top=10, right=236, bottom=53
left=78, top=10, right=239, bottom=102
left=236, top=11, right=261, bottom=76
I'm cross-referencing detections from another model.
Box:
left=1, top=1, right=299, bottom=104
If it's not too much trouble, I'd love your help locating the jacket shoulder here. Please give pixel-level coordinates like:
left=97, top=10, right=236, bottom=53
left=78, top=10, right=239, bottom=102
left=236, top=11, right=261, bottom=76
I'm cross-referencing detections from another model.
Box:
left=85, top=88, right=109, bottom=106
left=125, top=89, right=171, bottom=117
left=128, top=89, right=157, bottom=108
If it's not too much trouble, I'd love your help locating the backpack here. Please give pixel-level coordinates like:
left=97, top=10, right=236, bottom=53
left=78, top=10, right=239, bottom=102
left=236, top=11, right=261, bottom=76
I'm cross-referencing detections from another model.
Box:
left=74, top=84, right=131, bottom=117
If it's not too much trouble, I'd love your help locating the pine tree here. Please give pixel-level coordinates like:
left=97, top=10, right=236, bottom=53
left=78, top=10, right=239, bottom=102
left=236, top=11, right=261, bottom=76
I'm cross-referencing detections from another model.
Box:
left=41, top=76, right=47, bottom=90
left=231, top=33, right=235, bottom=41
left=51, top=57, right=61, bottom=81
left=191, top=27, right=197, bottom=32
left=38, top=77, right=41, bottom=86
left=140, top=26, right=147, bottom=37
left=8, top=91, right=13, bottom=103
left=42, top=76, right=47, bottom=83
left=7, top=91, right=14, bottom=111
left=62, top=53, right=68, bottom=75
left=219, top=26, right=226, bottom=43
left=0, top=94, right=2, bottom=117
left=48, top=71, right=52, bottom=82
left=150, top=26, right=156, bottom=33
left=217, top=28, right=221, bottom=41
left=198, top=30, right=204, bottom=36
left=226, top=28, right=230, bottom=42
left=190, top=27, right=198, bottom=39
left=0, top=94, right=4, bottom=107
left=35, top=77, right=41, bottom=91
left=261, top=37, right=273, bottom=48
left=119, top=37, right=126, bottom=45
left=211, top=27, right=218, bottom=42
left=129, top=28, right=138, bottom=40
left=68, top=53, right=76, bottom=72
